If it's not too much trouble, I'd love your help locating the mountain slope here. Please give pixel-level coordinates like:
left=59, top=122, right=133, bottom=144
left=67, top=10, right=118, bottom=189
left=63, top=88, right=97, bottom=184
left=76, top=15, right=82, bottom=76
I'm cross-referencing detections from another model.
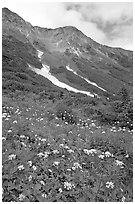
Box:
left=2, top=7, right=133, bottom=97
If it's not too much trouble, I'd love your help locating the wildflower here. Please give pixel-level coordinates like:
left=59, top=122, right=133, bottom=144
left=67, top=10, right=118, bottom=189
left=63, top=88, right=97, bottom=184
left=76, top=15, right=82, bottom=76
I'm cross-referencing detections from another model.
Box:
left=37, top=152, right=45, bottom=157
left=52, top=150, right=59, bottom=154
left=40, top=180, right=45, bottom=185
left=2, top=113, right=7, bottom=118
left=72, top=162, right=82, bottom=170
left=44, top=151, right=50, bottom=158
left=8, top=130, right=12, bottom=133
left=122, top=196, right=126, bottom=202
left=32, top=165, right=37, bottom=171
left=67, top=149, right=74, bottom=153
left=20, top=135, right=26, bottom=138
left=27, top=160, right=32, bottom=166
left=102, top=131, right=106, bottom=133
left=18, top=165, right=25, bottom=170
left=5, top=118, right=9, bottom=120
left=125, top=154, right=129, bottom=158
left=58, top=188, right=63, bottom=193
left=53, top=161, right=60, bottom=166
left=105, top=151, right=113, bottom=157
left=41, top=138, right=46, bottom=143
left=98, top=154, right=104, bottom=159
left=91, top=123, right=96, bottom=127
left=84, top=149, right=97, bottom=155
left=42, top=193, right=47, bottom=198
left=64, top=181, right=75, bottom=190
left=106, top=181, right=114, bottom=189
left=8, top=154, right=16, bottom=160
left=13, top=120, right=17, bottom=124
left=115, top=160, right=124, bottom=166
left=67, top=168, right=71, bottom=171
left=28, top=175, right=32, bottom=181
left=19, top=194, right=25, bottom=201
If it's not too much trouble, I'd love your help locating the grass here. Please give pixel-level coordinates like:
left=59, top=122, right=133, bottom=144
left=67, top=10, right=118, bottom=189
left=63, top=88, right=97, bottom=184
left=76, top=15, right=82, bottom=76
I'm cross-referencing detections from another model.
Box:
left=2, top=92, right=133, bottom=202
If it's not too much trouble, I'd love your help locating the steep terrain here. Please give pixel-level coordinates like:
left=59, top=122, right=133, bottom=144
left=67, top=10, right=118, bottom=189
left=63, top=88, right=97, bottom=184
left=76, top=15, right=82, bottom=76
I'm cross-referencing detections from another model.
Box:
left=2, top=7, right=133, bottom=97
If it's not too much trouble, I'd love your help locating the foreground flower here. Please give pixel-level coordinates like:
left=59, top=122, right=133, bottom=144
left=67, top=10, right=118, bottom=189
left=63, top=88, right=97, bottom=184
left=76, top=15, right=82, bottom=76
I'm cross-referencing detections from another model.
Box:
left=84, top=149, right=97, bottom=155
left=105, top=151, right=113, bottom=157
left=8, top=154, right=16, bottom=160
left=72, top=162, right=82, bottom=170
left=115, top=160, right=124, bottom=166
left=42, top=193, right=47, bottom=198
left=53, top=161, right=60, bottom=166
left=58, top=188, right=63, bottom=193
left=19, top=194, right=25, bottom=201
left=98, top=154, right=104, bottom=159
left=106, top=181, right=114, bottom=189
left=18, top=165, right=25, bottom=170
left=64, top=181, right=75, bottom=190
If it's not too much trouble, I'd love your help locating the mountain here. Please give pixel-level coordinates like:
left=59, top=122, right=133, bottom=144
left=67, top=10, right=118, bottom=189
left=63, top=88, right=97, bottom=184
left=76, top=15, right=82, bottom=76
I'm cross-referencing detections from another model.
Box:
left=2, top=7, right=133, bottom=97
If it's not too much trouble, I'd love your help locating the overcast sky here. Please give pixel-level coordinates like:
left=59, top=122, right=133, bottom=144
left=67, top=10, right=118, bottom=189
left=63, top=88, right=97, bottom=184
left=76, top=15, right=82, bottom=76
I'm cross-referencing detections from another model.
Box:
left=2, top=1, right=133, bottom=50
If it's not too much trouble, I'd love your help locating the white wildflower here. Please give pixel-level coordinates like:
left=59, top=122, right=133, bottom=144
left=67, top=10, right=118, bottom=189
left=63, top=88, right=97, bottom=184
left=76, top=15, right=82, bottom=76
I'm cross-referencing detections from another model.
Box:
left=32, top=165, right=37, bottom=171
left=44, top=151, right=50, bottom=158
left=19, top=194, right=25, bottom=201
left=53, top=161, right=60, bottom=166
left=67, top=149, right=74, bottom=153
left=64, top=181, right=75, bottom=190
left=122, top=196, right=126, bottom=202
left=52, top=150, right=59, bottom=154
left=58, top=188, right=63, bottom=193
left=42, top=193, right=47, bottom=198
left=20, top=135, right=26, bottom=138
left=67, top=168, right=71, bottom=171
left=18, top=165, right=25, bottom=170
left=28, top=175, right=32, bottom=181
left=27, top=160, right=32, bottom=166
left=40, top=180, right=45, bottom=185
left=106, top=181, right=114, bottom=189
left=41, top=138, right=46, bottom=143
left=13, top=120, right=17, bottom=124
left=2, top=113, right=7, bottom=118
left=98, top=154, right=105, bottom=159
left=8, top=154, right=16, bottom=160
left=115, top=160, right=124, bottom=166
left=84, top=149, right=97, bottom=155
left=105, top=151, right=113, bottom=157
left=8, top=130, right=12, bottom=133
left=125, top=154, right=129, bottom=158
left=72, top=162, right=82, bottom=170
left=37, top=152, right=45, bottom=157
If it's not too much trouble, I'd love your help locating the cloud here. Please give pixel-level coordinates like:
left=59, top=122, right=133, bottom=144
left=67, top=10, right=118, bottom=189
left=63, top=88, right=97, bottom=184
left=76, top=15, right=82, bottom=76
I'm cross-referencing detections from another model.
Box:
left=3, top=1, right=133, bottom=50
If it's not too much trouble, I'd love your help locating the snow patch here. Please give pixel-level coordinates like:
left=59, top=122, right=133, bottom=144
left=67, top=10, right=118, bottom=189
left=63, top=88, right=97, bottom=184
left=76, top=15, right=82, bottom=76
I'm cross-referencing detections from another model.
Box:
left=29, top=64, right=94, bottom=97
left=66, top=65, right=106, bottom=92
left=37, top=50, right=44, bottom=59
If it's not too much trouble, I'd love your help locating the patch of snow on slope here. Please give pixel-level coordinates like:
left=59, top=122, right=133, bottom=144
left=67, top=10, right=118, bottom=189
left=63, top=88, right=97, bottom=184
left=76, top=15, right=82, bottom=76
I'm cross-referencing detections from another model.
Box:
left=29, top=64, right=94, bottom=97
left=35, top=49, right=94, bottom=97
left=66, top=65, right=106, bottom=92
left=37, top=50, right=44, bottom=59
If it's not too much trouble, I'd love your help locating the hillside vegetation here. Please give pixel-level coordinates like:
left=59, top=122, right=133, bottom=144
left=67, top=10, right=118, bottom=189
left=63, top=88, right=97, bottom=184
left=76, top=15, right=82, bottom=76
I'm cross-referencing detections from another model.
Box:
left=2, top=7, right=133, bottom=202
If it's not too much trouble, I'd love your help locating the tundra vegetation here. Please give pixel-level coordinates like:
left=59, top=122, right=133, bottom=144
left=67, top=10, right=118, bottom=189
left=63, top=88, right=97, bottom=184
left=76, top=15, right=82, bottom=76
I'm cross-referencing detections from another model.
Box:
left=2, top=85, right=133, bottom=202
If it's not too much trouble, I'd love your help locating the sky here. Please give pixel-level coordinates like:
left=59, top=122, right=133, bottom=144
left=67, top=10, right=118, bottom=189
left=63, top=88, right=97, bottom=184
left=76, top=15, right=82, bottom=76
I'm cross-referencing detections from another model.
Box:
left=2, top=0, right=133, bottom=50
